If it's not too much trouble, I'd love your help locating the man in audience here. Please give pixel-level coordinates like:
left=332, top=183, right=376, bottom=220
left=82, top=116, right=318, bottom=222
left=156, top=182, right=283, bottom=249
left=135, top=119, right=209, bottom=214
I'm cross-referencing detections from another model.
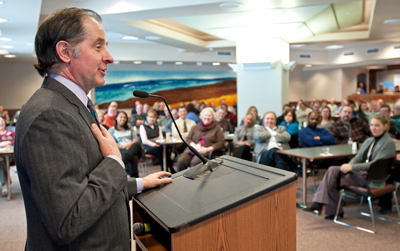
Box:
left=14, top=8, right=171, bottom=250
left=299, top=112, right=335, bottom=147
left=296, top=103, right=312, bottom=125
left=370, top=100, right=381, bottom=115
left=131, top=103, right=146, bottom=127
left=158, top=105, right=171, bottom=127
left=337, top=99, right=348, bottom=114
left=321, top=99, right=328, bottom=108
left=294, top=99, right=303, bottom=111
left=376, top=83, right=385, bottom=93
left=253, top=112, right=296, bottom=171
left=392, top=102, right=400, bottom=131
left=131, top=100, right=141, bottom=115
left=163, top=108, right=179, bottom=134
left=394, top=85, right=400, bottom=92
left=380, top=104, right=400, bottom=139
left=328, top=98, right=338, bottom=115
left=276, top=104, right=291, bottom=125
left=143, top=103, right=150, bottom=116
left=103, top=105, right=118, bottom=128
left=312, top=101, right=321, bottom=113
left=330, top=105, right=371, bottom=144
left=215, top=107, right=233, bottom=133
left=172, top=106, right=196, bottom=153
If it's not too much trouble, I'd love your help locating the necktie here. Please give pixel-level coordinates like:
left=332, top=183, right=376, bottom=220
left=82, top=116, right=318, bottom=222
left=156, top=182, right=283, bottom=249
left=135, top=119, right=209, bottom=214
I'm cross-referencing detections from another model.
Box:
left=183, top=120, right=188, bottom=133
left=87, top=98, right=100, bottom=129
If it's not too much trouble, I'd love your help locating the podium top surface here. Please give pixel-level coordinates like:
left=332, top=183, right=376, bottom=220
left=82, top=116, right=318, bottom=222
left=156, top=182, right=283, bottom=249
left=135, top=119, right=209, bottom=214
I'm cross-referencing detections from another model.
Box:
left=133, top=155, right=297, bottom=233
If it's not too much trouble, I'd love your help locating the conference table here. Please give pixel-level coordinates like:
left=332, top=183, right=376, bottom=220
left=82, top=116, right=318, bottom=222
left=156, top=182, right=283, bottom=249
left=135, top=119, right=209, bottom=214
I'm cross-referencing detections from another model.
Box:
left=0, top=146, right=13, bottom=201
left=153, top=137, right=183, bottom=172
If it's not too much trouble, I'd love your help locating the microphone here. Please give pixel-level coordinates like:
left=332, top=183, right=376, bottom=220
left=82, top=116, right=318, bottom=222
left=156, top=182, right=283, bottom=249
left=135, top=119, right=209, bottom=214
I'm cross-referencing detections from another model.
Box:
left=133, top=90, right=223, bottom=179
left=132, top=222, right=151, bottom=235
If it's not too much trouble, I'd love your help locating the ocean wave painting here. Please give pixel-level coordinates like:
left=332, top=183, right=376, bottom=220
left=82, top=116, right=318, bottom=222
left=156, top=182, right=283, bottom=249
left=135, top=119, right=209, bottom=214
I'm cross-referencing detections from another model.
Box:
left=95, top=70, right=236, bottom=105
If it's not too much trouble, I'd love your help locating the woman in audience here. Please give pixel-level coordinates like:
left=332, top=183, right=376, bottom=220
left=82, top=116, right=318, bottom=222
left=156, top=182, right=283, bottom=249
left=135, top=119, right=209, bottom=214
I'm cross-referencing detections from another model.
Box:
left=186, top=103, right=201, bottom=124
left=233, top=113, right=255, bottom=160
left=96, top=109, right=109, bottom=130
left=177, top=107, right=224, bottom=171
left=240, top=106, right=261, bottom=126
left=317, top=106, right=334, bottom=130
left=304, top=114, right=396, bottom=220
left=198, top=102, right=207, bottom=113
left=0, top=116, right=14, bottom=196
left=279, top=109, right=299, bottom=135
left=140, top=109, right=175, bottom=173
left=229, top=104, right=238, bottom=128
left=357, top=101, right=370, bottom=123
left=108, top=111, right=142, bottom=178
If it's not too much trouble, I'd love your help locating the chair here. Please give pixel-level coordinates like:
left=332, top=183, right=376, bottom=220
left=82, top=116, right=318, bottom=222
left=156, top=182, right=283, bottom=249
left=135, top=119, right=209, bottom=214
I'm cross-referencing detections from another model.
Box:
left=333, top=157, right=400, bottom=234
left=138, top=153, right=158, bottom=177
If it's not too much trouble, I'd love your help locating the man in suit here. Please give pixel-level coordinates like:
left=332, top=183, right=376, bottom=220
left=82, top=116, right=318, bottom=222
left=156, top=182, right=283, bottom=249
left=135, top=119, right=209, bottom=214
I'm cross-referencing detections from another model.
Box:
left=14, top=8, right=171, bottom=251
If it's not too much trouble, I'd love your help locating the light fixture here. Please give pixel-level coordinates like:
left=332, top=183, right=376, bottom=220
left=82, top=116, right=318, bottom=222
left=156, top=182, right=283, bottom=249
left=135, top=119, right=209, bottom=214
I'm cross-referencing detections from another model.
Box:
left=4, top=54, right=16, bottom=58
left=156, top=61, right=163, bottom=65
left=212, top=62, right=220, bottom=66
left=133, top=61, right=142, bottom=64
left=0, top=49, right=8, bottom=54
left=196, top=62, right=203, bottom=66
left=219, top=2, right=244, bottom=9
left=175, top=62, right=183, bottom=65
left=290, top=44, right=305, bottom=48
left=0, top=1, right=5, bottom=4
left=0, top=18, right=8, bottom=22
left=0, top=45, right=12, bottom=49
left=0, top=37, right=12, bottom=41
left=145, top=36, right=161, bottom=40
left=122, top=35, right=138, bottom=40
left=384, top=19, right=400, bottom=24
left=113, top=61, right=120, bottom=64
left=209, top=48, right=213, bottom=51
left=305, top=64, right=312, bottom=67
left=325, top=45, right=344, bottom=49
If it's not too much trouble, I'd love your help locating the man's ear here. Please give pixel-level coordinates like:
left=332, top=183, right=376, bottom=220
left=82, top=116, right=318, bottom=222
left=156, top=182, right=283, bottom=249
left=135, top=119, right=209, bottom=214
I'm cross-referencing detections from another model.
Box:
left=55, top=41, right=72, bottom=63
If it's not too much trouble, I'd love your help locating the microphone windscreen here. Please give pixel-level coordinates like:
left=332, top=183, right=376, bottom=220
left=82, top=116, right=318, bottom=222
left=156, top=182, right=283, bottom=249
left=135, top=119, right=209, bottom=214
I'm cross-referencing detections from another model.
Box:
left=133, top=90, right=149, bottom=98
left=132, top=222, right=145, bottom=234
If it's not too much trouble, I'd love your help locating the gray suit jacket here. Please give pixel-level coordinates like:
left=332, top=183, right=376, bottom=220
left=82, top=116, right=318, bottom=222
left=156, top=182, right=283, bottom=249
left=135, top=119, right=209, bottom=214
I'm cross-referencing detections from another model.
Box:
left=253, top=125, right=291, bottom=162
left=15, top=77, right=137, bottom=251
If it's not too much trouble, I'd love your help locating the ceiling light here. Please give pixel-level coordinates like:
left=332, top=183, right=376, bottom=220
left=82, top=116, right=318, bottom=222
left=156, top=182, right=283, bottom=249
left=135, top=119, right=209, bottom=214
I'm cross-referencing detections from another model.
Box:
left=133, top=61, right=142, bottom=64
left=156, top=61, right=163, bottom=65
left=0, top=18, right=8, bottom=23
left=219, top=2, right=244, bottom=9
left=305, top=64, right=312, bottom=67
left=384, top=19, right=400, bottom=24
left=175, top=62, right=183, bottom=65
left=213, top=62, right=220, bottom=66
left=0, top=37, right=12, bottom=41
left=0, top=49, right=8, bottom=54
left=0, top=45, right=12, bottom=49
left=145, top=36, right=161, bottom=40
left=209, top=48, right=213, bottom=51
left=196, top=62, right=203, bottom=66
left=113, top=61, right=120, bottom=64
left=4, top=54, right=15, bottom=58
left=325, top=45, right=344, bottom=49
left=290, top=44, right=306, bottom=48
left=0, top=2, right=5, bottom=4
left=122, top=36, right=138, bottom=40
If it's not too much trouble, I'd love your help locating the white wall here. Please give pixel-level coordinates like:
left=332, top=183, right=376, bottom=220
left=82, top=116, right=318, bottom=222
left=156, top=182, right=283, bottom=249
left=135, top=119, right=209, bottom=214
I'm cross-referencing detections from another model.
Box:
left=303, top=68, right=343, bottom=101
left=288, top=67, right=305, bottom=101
left=342, top=67, right=358, bottom=98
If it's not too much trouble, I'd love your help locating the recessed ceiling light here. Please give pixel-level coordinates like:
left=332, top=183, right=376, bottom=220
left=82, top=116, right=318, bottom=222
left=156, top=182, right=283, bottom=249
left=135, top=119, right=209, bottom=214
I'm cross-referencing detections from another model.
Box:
left=122, top=36, right=138, bottom=40
left=196, top=62, right=203, bottom=66
left=0, top=37, right=12, bottom=41
left=219, top=2, right=244, bottom=9
left=305, top=64, right=312, bottom=67
left=213, top=62, right=220, bottom=66
left=4, top=54, right=15, bottom=58
left=325, top=45, right=343, bottom=49
left=384, top=19, right=400, bottom=24
left=0, top=45, right=12, bottom=49
left=290, top=44, right=305, bottom=48
left=0, top=49, right=8, bottom=54
left=133, top=61, right=142, bottom=64
left=113, top=61, right=120, bottom=64
left=175, top=62, right=183, bottom=65
left=145, top=36, right=161, bottom=41
left=0, top=2, right=5, bottom=5
left=156, top=61, right=163, bottom=65
left=0, top=18, right=8, bottom=22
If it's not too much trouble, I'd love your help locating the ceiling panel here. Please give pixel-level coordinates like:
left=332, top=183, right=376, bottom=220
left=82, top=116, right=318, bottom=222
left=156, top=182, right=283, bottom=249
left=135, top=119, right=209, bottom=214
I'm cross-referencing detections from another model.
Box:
left=333, top=1, right=363, bottom=29
left=306, top=5, right=339, bottom=35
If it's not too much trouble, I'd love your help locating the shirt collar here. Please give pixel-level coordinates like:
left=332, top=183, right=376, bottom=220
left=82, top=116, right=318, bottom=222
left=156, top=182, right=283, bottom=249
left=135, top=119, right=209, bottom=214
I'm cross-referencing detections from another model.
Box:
left=48, top=73, right=88, bottom=107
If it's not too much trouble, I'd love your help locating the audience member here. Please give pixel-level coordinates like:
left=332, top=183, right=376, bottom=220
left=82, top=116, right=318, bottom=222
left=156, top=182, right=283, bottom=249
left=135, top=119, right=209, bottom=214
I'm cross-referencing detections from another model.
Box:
left=209, top=101, right=216, bottom=110
left=172, top=106, right=196, bottom=153
left=330, top=105, right=371, bottom=145
left=215, top=107, right=233, bottom=133
left=229, top=104, right=237, bottom=128
left=391, top=102, right=400, bottom=131
left=131, top=100, right=141, bottom=115
left=143, top=103, right=149, bottom=115
left=337, top=99, right=348, bottom=114
left=299, top=112, right=335, bottom=147
left=0, top=116, right=14, bottom=196
left=394, top=85, right=400, bottom=92
left=131, top=103, right=146, bottom=128
left=321, top=99, right=328, bottom=108
left=304, top=114, right=395, bottom=220
left=108, top=112, right=142, bottom=178
left=358, top=82, right=366, bottom=94
left=198, top=102, right=207, bottom=112
left=233, top=113, right=255, bottom=160
left=317, top=106, right=334, bottom=131
left=177, top=107, right=224, bottom=171
left=140, top=109, right=175, bottom=173
left=279, top=109, right=299, bottom=135
left=158, top=105, right=170, bottom=127
left=0, top=105, right=10, bottom=122
left=186, top=103, right=201, bottom=124
left=296, top=103, right=312, bottom=125
left=253, top=112, right=296, bottom=171
left=312, top=101, right=321, bottom=113
left=220, top=103, right=231, bottom=119
left=245, top=106, right=262, bottom=125
left=96, top=109, right=109, bottom=130
left=163, top=108, right=179, bottom=134
left=348, top=99, right=363, bottom=119
left=276, top=104, right=292, bottom=125
left=357, top=101, right=370, bottom=123
left=380, top=104, right=400, bottom=139
left=376, top=83, right=385, bottom=93
left=103, top=105, right=118, bottom=128
left=294, top=99, right=303, bottom=111
left=370, top=100, right=381, bottom=114
left=328, top=98, right=338, bottom=115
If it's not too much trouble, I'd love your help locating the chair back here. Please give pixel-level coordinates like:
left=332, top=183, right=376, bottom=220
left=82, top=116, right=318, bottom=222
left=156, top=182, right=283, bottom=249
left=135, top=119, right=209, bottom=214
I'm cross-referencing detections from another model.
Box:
left=367, top=157, right=395, bottom=183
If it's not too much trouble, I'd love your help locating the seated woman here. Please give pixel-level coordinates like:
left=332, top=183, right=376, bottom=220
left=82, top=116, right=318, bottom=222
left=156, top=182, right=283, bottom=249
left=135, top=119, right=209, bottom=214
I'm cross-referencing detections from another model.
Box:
left=177, top=107, right=224, bottom=171
left=317, top=106, right=334, bottom=131
left=233, top=113, right=255, bottom=160
left=140, top=109, right=175, bottom=173
left=240, top=106, right=261, bottom=126
left=0, top=116, right=14, bottom=196
left=279, top=109, right=299, bottom=135
left=304, top=114, right=396, bottom=220
left=108, top=111, right=142, bottom=178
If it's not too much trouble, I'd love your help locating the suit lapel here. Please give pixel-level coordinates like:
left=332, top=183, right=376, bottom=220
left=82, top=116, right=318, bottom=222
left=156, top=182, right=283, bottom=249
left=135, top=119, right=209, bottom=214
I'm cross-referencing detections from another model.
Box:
left=41, top=77, right=96, bottom=129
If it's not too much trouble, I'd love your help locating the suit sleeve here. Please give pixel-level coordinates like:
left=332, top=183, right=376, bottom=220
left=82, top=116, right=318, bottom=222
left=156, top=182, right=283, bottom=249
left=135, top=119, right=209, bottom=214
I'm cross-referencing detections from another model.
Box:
left=20, top=110, right=128, bottom=245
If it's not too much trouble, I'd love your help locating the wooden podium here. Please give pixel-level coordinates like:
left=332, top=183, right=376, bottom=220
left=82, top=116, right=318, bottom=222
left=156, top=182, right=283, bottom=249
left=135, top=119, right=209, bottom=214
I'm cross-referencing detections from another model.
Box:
left=132, top=156, right=297, bottom=251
